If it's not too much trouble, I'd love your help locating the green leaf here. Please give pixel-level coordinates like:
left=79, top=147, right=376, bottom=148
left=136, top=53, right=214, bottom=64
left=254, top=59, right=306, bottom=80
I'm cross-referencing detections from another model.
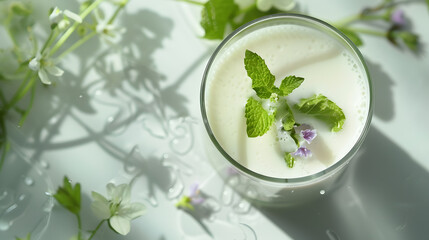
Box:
left=284, top=152, right=295, bottom=168
left=276, top=99, right=295, bottom=131
left=54, top=176, right=81, bottom=215
left=175, top=196, right=194, bottom=211
left=16, top=233, right=31, bottom=240
left=244, top=50, right=277, bottom=99
left=427, top=0, right=429, bottom=12
left=200, top=0, right=238, bottom=40
left=10, top=2, right=32, bottom=16
left=339, top=28, right=363, bottom=47
left=232, top=7, right=281, bottom=30
left=398, top=31, right=419, bottom=51
left=278, top=75, right=304, bottom=96
left=245, top=97, right=274, bottom=137
left=295, top=94, right=346, bottom=132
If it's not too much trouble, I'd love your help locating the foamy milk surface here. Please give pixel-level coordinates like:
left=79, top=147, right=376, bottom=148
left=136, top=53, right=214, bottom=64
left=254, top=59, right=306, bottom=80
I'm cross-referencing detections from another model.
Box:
left=205, top=24, right=369, bottom=178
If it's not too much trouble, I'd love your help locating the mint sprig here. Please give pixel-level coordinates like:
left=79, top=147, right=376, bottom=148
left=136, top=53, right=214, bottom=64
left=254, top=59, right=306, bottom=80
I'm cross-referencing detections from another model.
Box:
left=245, top=97, right=275, bottom=137
left=243, top=50, right=346, bottom=168
left=54, top=176, right=81, bottom=215
left=244, top=50, right=277, bottom=99
left=200, top=0, right=238, bottom=40
left=284, top=152, right=295, bottom=168
left=295, top=94, right=346, bottom=132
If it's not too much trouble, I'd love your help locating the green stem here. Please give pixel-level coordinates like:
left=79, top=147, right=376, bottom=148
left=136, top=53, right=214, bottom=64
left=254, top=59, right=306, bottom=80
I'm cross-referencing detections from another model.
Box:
left=176, top=0, right=204, bottom=6
left=108, top=4, right=124, bottom=24
left=4, top=13, right=24, bottom=62
left=76, top=214, right=82, bottom=240
left=347, top=27, right=387, bottom=37
left=332, top=13, right=386, bottom=28
left=56, top=32, right=97, bottom=61
left=18, top=77, right=36, bottom=126
left=0, top=111, right=10, bottom=172
left=48, top=0, right=105, bottom=57
left=87, top=220, right=106, bottom=240
left=41, top=29, right=59, bottom=55
left=3, top=71, right=33, bottom=112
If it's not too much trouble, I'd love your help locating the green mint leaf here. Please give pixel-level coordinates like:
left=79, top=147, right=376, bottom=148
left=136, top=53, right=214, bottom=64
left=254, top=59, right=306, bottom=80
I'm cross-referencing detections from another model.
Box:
left=15, top=233, right=31, bottom=240
left=244, top=50, right=277, bottom=99
left=398, top=31, right=419, bottom=51
left=10, top=2, right=32, bottom=16
left=426, top=0, right=429, bottom=12
left=245, top=97, right=274, bottom=137
left=278, top=75, right=304, bottom=96
left=276, top=99, right=295, bottom=131
left=290, top=128, right=300, bottom=147
left=295, top=94, right=345, bottom=132
left=339, top=28, right=363, bottom=47
left=200, top=0, right=238, bottom=40
left=54, top=176, right=81, bottom=215
left=284, top=152, right=295, bottom=168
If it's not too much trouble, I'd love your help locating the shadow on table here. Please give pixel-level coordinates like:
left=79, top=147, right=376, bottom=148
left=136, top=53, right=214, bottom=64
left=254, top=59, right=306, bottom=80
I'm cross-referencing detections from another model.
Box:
left=365, top=59, right=395, bottom=122
left=258, top=126, right=429, bottom=240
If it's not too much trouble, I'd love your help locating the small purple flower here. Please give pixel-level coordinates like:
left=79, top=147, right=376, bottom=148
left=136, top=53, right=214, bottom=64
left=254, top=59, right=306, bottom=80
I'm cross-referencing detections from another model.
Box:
left=189, top=183, right=205, bottom=205
left=300, top=129, right=317, bottom=144
left=292, top=147, right=312, bottom=158
left=391, top=9, right=405, bottom=26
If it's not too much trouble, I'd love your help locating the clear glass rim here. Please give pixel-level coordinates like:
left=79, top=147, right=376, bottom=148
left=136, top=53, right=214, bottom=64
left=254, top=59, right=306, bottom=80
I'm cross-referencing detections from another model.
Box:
left=200, top=13, right=373, bottom=184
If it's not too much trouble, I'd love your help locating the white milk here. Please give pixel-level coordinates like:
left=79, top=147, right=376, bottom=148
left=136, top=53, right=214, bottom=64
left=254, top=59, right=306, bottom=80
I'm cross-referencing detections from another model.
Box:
left=205, top=24, right=370, bottom=178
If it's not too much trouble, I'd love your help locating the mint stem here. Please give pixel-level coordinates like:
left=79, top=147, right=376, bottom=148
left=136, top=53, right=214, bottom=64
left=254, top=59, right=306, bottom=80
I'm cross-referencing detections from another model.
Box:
left=346, top=27, right=387, bottom=37
left=48, top=0, right=105, bottom=57
left=87, top=220, right=106, bottom=240
left=176, top=0, right=205, bottom=6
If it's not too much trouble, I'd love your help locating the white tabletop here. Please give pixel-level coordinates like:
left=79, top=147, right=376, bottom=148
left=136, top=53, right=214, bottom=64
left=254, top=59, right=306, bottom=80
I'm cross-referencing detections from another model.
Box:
left=2, top=0, right=429, bottom=239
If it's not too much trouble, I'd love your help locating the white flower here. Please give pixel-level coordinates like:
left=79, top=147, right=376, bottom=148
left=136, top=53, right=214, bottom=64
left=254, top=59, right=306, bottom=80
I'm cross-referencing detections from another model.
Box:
left=28, top=55, right=64, bottom=85
left=49, top=7, right=82, bottom=30
left=91, top=183, right=145, bottom=236
left=96, top=22, right=126, bottom=44
left=256, top=0, right=296, bottom=12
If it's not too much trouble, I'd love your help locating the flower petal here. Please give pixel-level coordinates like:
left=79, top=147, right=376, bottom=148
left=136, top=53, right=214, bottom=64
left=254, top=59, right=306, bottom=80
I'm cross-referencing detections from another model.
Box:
left=49, top=7, right=63, bottom=24
left=109, top=215, right=131, bottom=235
left=38, top=69, right=51, bottom=85
left=273, top=0, right=296, bottom=11
left=91, top=200, right=111, bottom=220
left=45, top=65, right=64, bottom=77
left=292, top=146, right=312, bottom=158
left=256, top=0, right=273, bottom=12
left=300, top=129, right=317, bottom=144
left=28, top=57, right=40, bottom=71
left=107, top=183, right=130, bottom=204
left=64, top=10, right=82, bottom=23
left=118, top=202, right=146, bottom=220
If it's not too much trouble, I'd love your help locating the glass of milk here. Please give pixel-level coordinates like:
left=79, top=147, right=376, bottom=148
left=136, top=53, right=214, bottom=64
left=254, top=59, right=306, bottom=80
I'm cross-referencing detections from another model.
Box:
left=200, top=14, right=373, bottom=207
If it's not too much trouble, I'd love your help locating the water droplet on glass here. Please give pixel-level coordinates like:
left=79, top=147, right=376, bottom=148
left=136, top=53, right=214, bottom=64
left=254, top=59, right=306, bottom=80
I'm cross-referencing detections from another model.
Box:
left=43, top=200, right=54, bottom=213
left=18, top=194, right=25, bottom=201
left=0, top=220, right=10, bottom=231
left=24, top=177, right=34, bottom=186
left=234, top=200, right=251, bottom=214
left=107, top=116, right=115, bottom=123
left=40, top=160, right=50, bottom=169
left=326, top=229, right=341, bottom=240
left=162, top=153, right=169, bottom=160
left=221, top=187, right=233, bottom=205
left=44, top=192, right=52, bottom=197
left=78, top=94, right=83, bottom=99
left=320, top=190, right=326, bottom=195
left=167, top=181, right=184, bottom=199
